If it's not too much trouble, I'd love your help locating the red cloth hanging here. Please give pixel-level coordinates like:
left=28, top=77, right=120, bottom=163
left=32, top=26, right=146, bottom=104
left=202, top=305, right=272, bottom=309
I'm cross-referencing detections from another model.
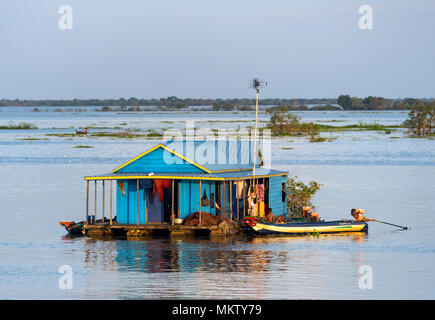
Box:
left=153, top=179, right=171, bottom=201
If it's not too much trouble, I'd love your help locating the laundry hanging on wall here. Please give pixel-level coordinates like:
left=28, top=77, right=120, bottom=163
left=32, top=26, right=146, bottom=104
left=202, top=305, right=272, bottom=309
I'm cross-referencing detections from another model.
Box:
left=118, top=181, right=126, bottom=196
left=235, top=180, right=246, bottom=199
left=153, top=179, right=171, bottom=201
left=258, top=202, right=265, bottom=217
left=256, top=184, right=265, bottom=202
left=248, top=192, right=258, bottom=216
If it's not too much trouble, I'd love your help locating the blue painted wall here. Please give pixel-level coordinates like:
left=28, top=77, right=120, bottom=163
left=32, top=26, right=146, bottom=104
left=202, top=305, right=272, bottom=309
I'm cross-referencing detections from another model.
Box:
left=116, top=147, right=205, bottom=173
left=116, top=180, right=146, bottom=224
left=268, top=175, right=287, bottom=216
left=178, top=180, right=215, bottom=219
left=219, top=181, right=231, bottom=215
left=117, top=180, right=128, bottom=223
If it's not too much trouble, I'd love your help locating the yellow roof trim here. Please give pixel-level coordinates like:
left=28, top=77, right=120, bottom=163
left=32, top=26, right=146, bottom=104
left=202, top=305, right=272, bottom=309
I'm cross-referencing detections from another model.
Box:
left=210, top=168, right=253, bottom=173
left=84, top=172, right=287, bottom=181
left=111, top=144, right=212, bottom=174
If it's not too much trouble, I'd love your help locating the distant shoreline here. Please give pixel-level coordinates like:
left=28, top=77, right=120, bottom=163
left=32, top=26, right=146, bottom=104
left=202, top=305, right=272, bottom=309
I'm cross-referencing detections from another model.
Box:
left=1, top=96, right=433, bottom=110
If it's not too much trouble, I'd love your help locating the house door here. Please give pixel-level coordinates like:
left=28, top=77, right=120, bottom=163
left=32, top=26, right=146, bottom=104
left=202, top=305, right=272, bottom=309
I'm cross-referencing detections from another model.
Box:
left=145, top=187, right=164, bottom=223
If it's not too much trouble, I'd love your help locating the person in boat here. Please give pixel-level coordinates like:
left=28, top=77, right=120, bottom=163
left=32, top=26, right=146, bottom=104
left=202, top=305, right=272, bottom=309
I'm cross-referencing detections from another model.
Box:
left=75, top=128, right=88, bottom=135
left=309, top=212, right=320, bottom=222
left=351, top=208, right=365, bottom=221
left=265, top=208, right=275, bottom=223
left=276, top=215, right=286, bottom=224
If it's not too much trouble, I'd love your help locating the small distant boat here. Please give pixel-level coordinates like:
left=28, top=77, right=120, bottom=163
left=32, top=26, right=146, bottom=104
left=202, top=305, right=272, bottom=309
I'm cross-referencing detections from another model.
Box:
left=241, top=217, right=368, bottom=236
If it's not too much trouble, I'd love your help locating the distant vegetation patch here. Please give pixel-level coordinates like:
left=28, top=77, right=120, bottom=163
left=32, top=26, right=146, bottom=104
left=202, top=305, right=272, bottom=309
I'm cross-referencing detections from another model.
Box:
left=266, top=110, right=400, bottom=142
left=90, top=132, right=146, bottom=139
left=310, top=104, right=341, bottom=111
left=146, top=130, right=163, bottom=138
left=16, top=137, right=48, bottom=141
left=0, top=122, right=38, bottom=130
left=46, top=133, right=76, bottom=137
left=74, top=145, right=94, bottom=148
left=315, top=122, right=400, bottom=132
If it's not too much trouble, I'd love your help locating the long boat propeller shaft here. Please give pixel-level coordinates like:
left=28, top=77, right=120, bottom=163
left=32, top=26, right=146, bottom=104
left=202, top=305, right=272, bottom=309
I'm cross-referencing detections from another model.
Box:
left=365, top=218, right=408, bottom=230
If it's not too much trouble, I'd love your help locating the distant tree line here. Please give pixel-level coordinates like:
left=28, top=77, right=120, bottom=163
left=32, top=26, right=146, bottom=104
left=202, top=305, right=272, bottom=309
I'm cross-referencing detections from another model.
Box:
left=0, top=97, right=336, bottom=108
left=337, top=95, right=434, bottom=110
left=1, top=95, right=433, bottom=110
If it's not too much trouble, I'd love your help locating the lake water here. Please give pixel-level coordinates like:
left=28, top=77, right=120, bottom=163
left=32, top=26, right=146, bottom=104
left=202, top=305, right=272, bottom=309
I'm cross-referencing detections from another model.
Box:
left=0, top=108, right=434, bottom=299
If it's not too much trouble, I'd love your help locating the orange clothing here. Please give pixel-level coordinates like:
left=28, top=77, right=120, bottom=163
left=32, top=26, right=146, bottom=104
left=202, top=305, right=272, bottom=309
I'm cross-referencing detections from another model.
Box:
left=153, top=179, right=171, bottom=201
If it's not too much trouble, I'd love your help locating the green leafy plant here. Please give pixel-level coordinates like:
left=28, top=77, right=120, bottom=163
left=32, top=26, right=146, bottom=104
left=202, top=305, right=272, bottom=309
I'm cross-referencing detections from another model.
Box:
left=286, top=176, right=322, bottom=218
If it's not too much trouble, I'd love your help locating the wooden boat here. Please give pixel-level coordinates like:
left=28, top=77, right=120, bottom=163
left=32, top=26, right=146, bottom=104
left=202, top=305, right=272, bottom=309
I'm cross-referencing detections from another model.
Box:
left=59, top=221, right=84, bottom=235
left=59, top=217, right=114, bottom=235
left=241, top=217, right=368, bottom=236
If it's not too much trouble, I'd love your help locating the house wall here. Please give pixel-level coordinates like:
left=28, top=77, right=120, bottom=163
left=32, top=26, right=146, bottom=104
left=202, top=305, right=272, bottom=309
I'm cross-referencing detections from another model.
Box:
left=178, top=180, right=216, bottom=219
left=268, top=175, right=287, bottom=216
left=116, top=175, right=288, bottom=223
left=116, top=180, right=146, bottom=224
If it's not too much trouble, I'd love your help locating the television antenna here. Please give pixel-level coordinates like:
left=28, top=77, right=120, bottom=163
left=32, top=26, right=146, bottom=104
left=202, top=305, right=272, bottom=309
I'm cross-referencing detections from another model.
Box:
left=249, top=78, right=267, bottom=196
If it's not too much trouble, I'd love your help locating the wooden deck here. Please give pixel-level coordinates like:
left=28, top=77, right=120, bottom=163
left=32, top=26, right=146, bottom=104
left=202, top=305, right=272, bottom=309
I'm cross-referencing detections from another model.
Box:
left=86, top=223, right=218, bottom=230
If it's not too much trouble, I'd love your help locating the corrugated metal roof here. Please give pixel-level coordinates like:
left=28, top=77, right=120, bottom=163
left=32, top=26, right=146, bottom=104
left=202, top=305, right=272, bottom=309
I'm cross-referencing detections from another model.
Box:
left=164, top=140, right=264, bottom=170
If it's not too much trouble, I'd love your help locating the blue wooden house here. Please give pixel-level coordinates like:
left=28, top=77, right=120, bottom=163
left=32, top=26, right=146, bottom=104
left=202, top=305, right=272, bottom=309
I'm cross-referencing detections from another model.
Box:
left=84, top=140, right=288, bottom=226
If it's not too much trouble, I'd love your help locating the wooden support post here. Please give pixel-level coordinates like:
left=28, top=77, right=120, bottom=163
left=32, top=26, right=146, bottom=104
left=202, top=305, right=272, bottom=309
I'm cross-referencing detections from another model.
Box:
left=102, top=180, right=105, bottom=222
left=199, top=180, right=202, bottom=226
left=110, top=180, right=113, bottom=226
left=223, top=181, right=226, bottom=219
left=236, top=180, right=239, bottom=221
left=137, top=179, right=139, bottom=226
left=171, top=179, right=175, bottom=226
left=86, top=180, right=89, bottom=224
left=229, top=180, right=232, bottom=221
left=177, top=182, right=180, bottom=219
left=243, top=180, right=246, bottom=217
left=94, top=180, right=97, bottom=223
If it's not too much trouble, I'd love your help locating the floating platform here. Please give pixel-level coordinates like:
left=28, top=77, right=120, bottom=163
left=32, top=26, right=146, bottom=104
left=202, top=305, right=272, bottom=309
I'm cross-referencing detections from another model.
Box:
left=82, top=222, right=233, bottom=238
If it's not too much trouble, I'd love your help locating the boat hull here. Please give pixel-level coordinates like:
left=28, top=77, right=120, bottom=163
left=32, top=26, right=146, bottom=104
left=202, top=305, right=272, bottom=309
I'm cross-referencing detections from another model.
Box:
left=59, top=221, right=84, bottom=235
left=247, top=219, right=368, bottom=235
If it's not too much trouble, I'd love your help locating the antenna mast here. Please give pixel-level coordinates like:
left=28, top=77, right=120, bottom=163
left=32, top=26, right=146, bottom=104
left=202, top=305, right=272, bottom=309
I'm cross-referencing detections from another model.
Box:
left=249, top=78, right=267, bottom=197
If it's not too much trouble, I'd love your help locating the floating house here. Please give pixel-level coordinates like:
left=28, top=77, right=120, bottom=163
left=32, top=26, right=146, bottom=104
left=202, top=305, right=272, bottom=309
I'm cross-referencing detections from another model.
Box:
left=83, top=140, right=288, bottom=234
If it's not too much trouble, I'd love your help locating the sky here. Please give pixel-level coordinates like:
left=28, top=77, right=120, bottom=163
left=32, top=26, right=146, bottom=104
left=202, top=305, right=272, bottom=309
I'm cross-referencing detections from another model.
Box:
left=0, top=0, right=434, bottom=99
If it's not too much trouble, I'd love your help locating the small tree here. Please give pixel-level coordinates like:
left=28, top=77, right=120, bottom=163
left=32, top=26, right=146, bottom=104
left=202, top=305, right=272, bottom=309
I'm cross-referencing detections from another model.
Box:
left=403, top=101, right=435, bottom=136
left=286, top=177, right=321, bottom=218
left=337, top=94, right=352, bottom=109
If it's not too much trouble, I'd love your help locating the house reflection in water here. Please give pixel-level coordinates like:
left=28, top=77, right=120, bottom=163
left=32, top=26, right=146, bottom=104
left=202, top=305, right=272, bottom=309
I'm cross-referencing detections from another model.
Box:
left=78, top=234, right=367, bottom=299
left=113, top=238, right=276, bottom=274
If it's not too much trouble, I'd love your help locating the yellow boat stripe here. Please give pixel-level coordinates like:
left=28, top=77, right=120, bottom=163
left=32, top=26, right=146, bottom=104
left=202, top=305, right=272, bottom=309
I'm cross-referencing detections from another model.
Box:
left=252, top=222, right=366, bottom=233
